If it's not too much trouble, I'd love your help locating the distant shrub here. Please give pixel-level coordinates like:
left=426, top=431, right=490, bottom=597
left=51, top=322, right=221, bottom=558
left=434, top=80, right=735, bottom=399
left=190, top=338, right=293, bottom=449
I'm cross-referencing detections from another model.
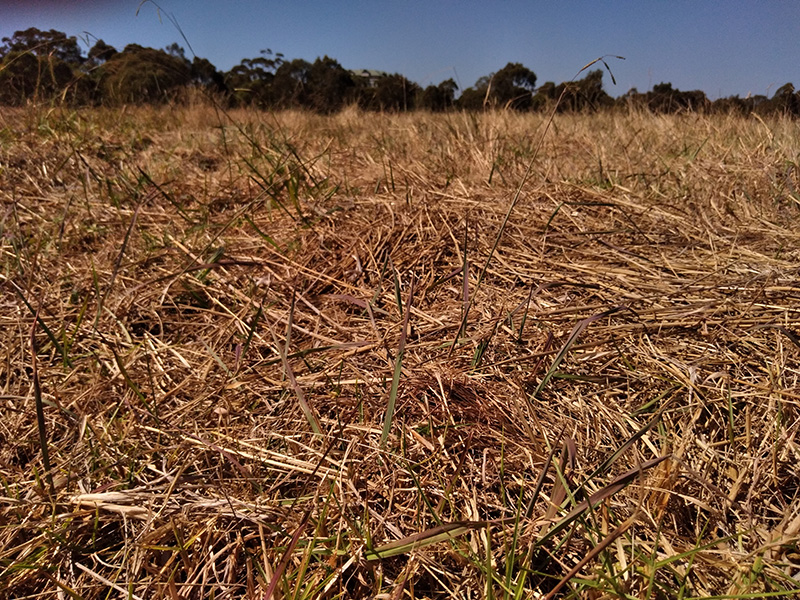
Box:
left=550, top=70, right=614, bottom=112
left=419, top=78, right=458, bottom=111
left=360, top=74, right=421, bottom=111
left=621, top=82, right=709, bottom=113
left=457, top=62, right=537, bottom=110
left=98, top=44, right=191, bottom=104
left=0, top=27, right=83, bottom=104
left=756, top=83, right=800, bottom=116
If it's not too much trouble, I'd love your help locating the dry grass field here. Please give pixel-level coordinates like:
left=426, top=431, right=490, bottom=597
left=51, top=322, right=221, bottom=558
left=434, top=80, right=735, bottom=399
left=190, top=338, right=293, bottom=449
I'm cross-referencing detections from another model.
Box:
left=1, top=104, right=800, bottom=599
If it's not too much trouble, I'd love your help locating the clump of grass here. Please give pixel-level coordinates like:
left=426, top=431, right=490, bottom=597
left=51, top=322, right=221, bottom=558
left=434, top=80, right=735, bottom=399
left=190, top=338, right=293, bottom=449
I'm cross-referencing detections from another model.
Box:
left=0, top=101, right=799, bottom=598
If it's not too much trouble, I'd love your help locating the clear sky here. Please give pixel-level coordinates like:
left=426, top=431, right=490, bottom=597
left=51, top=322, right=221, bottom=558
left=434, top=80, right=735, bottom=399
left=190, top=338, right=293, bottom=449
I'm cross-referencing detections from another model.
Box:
left=1, top=0, right=798, bottom=99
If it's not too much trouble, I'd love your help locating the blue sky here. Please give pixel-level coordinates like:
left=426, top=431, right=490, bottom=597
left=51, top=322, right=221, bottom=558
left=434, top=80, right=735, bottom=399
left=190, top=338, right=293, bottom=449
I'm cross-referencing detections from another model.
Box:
left=1, top=0, right=798, bottom=99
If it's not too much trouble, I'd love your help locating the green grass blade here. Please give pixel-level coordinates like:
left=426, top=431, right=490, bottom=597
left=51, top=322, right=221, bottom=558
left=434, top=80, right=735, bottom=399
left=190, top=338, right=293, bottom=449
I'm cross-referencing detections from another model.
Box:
left=381, top=276, right=415, bottom=447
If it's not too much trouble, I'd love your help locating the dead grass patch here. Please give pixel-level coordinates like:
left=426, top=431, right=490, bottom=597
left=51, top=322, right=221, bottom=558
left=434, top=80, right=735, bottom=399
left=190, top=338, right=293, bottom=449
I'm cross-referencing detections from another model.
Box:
left=1, top=104, right=800, bottom=598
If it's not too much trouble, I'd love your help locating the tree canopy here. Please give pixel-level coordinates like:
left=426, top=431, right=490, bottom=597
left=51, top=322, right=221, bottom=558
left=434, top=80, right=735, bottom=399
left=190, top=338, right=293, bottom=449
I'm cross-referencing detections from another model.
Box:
left=0, top=28, right=83, bottom=104
left=98, top=44, right=192, bottom=104
left=0, top=26, right=798, bottom=116
left=457, top=62, right=537, bottom=110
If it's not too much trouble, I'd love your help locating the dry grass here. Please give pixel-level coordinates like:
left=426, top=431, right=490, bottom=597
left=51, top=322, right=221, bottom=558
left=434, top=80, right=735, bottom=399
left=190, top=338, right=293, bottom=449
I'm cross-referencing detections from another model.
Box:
left=1, top=103, right=800, bottom=599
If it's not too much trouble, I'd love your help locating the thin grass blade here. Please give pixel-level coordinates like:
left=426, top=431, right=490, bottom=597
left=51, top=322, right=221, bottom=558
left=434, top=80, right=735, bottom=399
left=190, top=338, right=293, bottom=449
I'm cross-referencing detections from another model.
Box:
left=531, top=306, right=622, bottom=399
left=537, top=455, right=668, bottom=546
left=30, top=302, right=54, bottom=498
left=381, top=276, right=415, bottom=447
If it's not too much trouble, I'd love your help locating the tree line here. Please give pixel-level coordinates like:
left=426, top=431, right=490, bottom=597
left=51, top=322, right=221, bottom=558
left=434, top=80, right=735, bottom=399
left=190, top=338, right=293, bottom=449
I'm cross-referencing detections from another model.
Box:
left=1, top=27, right=798, bottom=116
